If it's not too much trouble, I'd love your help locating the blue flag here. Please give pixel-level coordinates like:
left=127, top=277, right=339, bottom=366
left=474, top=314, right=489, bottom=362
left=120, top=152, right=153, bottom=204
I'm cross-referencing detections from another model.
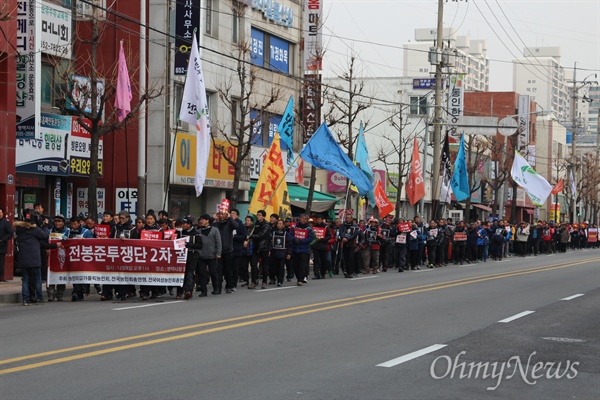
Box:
left=450, top=134, right=470, bottom=201
left=277, top=96, right=296, bottom=166
left=355, top=122, right=374, bottom=181
left=300, top=122, right=374, bottom=196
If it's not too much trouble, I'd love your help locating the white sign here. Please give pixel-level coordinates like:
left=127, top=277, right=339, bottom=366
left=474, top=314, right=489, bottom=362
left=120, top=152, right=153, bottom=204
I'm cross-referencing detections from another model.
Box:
left=518, top=95, right=530, bottom=149
left=447, top=74, right=464, bottom=135
left=250, top=146, right=296, bottom=183
left=39, top=0, right=72, bottom=58
left=76, top=187, right=106, bottom=218
left=116, top=188, right=138, bottom=218
left=304, top=0, right=323, bottom=71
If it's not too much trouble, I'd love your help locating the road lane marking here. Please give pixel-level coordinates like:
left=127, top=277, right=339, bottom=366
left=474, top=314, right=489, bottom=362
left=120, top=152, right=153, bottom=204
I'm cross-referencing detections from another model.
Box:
left=113, top=301, right=185, bottom=311
left=1, top=257, right=596, bottom=373
left=376, top=344, right=447, bottom=368
left=350, top=276, right=380, bottom=280
left=256, top=286, right=298, bottom=292
left=498, top=311, right=535, bottom=323
left=561, top=294, right=584, bottom=301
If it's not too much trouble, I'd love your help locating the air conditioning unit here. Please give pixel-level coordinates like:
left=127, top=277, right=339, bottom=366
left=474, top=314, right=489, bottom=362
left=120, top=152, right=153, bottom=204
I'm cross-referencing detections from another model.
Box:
left=76, top=0, right=106, bottom=21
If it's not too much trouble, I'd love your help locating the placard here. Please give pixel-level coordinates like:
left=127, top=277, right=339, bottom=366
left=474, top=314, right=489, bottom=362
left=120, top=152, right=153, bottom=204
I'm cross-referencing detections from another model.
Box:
left=396, top=234, right=406, bottom=244
left=293, top=228, right=308, bottom=240
left=453, top=231, right=467, bottom=241
left=94, top=224, right=110, bottom=238
left=141, top=230, right=163, bottom=240
left=313, top=227, right=326, bottom=239
left=398, top=222, right=411, bottom=233
left=272, top=233, right=286, bottom=249
left=380, top=229, right=390, bottom=239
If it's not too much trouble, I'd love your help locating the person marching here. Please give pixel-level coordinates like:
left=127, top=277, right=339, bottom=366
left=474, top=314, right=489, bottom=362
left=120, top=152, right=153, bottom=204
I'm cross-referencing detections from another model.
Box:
left=288, top=214, right=315, bottom=286
left=68, top=216, right=93, bottom=301
left=362, top=218, right=382, bottom=274
left=340, top=211, right=360, bottom=278
left=196, top=214, right=222, bottom=295
left=249, top=210, right=271, bottom=289
left=47, top=215, right=69, bottom=301
left=391, top=218, right=408, bottom=272
left=269, top=220, right=291, bottom=287
left=426, top=220, right=441, bottom=268
left=311, top=215, right=333, bottom=279
left=178, top=216, right=203, bottom=299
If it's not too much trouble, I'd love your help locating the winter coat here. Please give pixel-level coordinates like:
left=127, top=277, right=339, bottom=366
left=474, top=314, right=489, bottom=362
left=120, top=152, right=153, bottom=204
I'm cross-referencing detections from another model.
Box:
left=561, top=228, right=570, bottom=244
left=13, top=221, right=58, bottom=268
left=407, top=227, right=419, bottom=251
left=197, top=225, right=222, bottom=259
left=340, top=222, right=360, bottom=247
left=288, top=222, right=314, bottom=254
left=466, top=227, right=478, bottom=246
left=362, top=226, right=381, bottom=250
left=0, top=217, right=12, bottom=255
left=114, top=220, right=133, bottom=238
left=213, top=217, right=239, bottom=254
left=233, top=224, right=253, bottom=257
left=251, top=220, right=272, bottom=253
left=68, top=226, right=93, bottom=239
left=270, top=229, right=291, bottom=259
left=311, top=223, right=334, bottom=252
left=415, top=223, right=426, bottom=245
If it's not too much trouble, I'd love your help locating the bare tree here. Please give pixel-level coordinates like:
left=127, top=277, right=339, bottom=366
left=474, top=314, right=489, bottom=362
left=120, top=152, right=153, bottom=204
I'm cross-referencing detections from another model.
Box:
left=214, top=2, right=281, bottom=208
left=579, top=152, right=600, bottom=221
left=54, top=12, right=162, bottom=220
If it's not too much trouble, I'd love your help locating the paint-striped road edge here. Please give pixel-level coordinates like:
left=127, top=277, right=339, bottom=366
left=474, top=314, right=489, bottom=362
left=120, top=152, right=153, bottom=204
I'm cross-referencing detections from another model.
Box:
left=498, top=310, right=535, bottom=323
left=376, top=344, right=447, bottom=368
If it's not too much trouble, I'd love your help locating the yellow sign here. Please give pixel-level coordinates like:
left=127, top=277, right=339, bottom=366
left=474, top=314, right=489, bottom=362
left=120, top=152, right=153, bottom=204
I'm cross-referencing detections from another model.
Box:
left=550, top=203, right=561, bottom=224
left=249, top=133, right=291, bottom=218
left=174, top=133, right=236, bottom=188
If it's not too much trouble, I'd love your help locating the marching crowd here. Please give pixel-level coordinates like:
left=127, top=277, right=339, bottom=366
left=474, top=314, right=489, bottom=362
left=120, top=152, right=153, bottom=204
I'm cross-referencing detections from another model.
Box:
left=3, top=202, right=598, bottom=306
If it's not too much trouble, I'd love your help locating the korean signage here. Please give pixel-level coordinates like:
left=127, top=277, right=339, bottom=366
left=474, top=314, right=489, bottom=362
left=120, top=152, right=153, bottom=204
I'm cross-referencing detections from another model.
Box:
left=116, top=188, right=139, bottom=218
left=250, top=28, right=265, bottom=67
left=302, top=74, right=321, bottom=143
left=39, top=0, right=72, bottom=58
left=16, top=0, right=40, bottom=140
left=174, top=134, right=236, bottom=189
left=251, top=0, right=294, bottom=28
left=48, top=239, right=187, bottom=286
left=447, top=74, right=464, bottom=135
left=250, top=146, right=296, bottom=183
left=326, top=170, right=386, bottom=193
left=518, top=95, right=530, bottom=149
left=68, top=118, right=104, bottom=177
left=412, top=78, right=435, bottom=89
left=16, top=113, right=70, bottom=175
left=304, top=0, right=322, bottom=71
left=250, top=109, right=286, bottom=149
left=174, top=0, right=200, bottom=75
left=76, top=187, right=106, bottom=218
left=250, top=28, right=290, bottom=73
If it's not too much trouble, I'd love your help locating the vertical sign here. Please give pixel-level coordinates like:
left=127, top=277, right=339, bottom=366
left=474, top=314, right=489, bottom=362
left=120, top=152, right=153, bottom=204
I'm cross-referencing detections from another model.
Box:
left=116, top=188, right=138, bottom=218
left=174, top=0, right=200, bottom=75
left=77, top=188, right=105, bottom=218
left=447, top=74, right=464, bottom=136
left=304, top=0, right=323, bottom=71
left=303, top=74, right=321, bottom=143
left=39, top=0, right=72, bottom=58
left=518, top=94, right=530, bottom=149
left=16, top=0, right=40, bottom=139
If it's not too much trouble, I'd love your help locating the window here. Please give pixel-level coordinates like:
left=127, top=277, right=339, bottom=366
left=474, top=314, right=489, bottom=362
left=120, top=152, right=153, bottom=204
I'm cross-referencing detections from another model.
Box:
left=173, top=83, right=189, bottom=130
left=232, top=1, right=243, bottom=44
left=41, top=63, right=55, bottom=107
left=409, top=96, right=428, bottom=115
left=205, top=0, right=218, bottom=37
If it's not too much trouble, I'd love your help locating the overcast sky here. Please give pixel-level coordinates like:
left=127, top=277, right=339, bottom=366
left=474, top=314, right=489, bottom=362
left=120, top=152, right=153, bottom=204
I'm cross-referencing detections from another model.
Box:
left=321, top=0, right=599, bottom=91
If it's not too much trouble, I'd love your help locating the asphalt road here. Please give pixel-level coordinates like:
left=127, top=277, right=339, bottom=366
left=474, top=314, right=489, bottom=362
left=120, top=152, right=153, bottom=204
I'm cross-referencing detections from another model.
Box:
left=1, top=249, right=598, bottom=400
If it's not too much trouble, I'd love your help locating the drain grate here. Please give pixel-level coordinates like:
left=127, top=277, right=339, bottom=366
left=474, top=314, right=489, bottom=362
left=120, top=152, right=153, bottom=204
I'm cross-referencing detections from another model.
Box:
left=540, top=337, right=587, bottom=343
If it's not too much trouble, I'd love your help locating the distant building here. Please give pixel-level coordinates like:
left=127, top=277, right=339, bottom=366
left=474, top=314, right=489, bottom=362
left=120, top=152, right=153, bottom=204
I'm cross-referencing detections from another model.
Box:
left=403, top=28, right=489, bottom=91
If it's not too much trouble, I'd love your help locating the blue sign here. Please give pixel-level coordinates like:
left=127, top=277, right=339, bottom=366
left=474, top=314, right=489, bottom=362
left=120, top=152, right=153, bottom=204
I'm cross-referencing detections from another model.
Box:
left=269, top=35, right=289, bottom=74
left=413, top=78, right=436, bottom=89
left=250, top=109, right=287, bottom=149
left=250, top=28, right=265, bottom=67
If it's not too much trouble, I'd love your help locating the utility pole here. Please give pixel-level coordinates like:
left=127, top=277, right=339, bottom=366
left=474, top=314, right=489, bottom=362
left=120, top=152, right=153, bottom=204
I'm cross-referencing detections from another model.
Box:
left=571, top=63, right=577, bottom=224
left=431, top=0, right=444, bottom=220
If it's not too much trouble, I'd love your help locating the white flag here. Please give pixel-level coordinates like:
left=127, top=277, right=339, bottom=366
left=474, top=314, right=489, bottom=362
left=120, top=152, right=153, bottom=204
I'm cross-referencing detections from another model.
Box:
left=511, top=150, right=552, bottom=207
left=179, top=33, right=210, bottom=197
left=569, top=170, right=577, bottom=198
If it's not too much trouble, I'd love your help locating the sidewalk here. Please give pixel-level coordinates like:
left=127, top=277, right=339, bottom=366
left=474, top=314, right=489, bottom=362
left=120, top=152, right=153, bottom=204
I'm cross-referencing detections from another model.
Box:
left=0, top=280, right=74, bottom=304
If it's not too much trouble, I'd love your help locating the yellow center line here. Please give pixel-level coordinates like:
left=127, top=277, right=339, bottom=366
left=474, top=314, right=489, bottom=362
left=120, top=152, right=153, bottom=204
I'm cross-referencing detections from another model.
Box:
left=0, top=257, right=597, bottom=375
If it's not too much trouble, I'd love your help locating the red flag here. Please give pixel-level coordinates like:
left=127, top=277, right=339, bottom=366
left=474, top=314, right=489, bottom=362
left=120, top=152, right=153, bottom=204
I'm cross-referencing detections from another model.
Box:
left=551, top=178, right=564, bottom=195
left=374, top=180, right=394, bottom=218
left=295, top=159, right=304, bottom=184
left=406, top=137, right=425, bottom=206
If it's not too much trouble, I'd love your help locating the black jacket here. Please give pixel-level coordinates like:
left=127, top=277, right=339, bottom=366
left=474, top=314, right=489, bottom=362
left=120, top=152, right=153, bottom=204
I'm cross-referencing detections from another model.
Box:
left=0, top=217, right=12, bottom=255
left=233, top=224, right=253, bottom=257
left=14, top=221, right=58, bottom=268
left=251, top=219, right=272, bottom=253
left=213, top=217, right=239, bottom=254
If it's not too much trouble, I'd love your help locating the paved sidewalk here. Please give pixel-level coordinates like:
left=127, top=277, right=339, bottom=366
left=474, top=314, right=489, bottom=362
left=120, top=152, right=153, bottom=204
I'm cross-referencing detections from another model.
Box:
left=0, top=280, right=74, bottom=304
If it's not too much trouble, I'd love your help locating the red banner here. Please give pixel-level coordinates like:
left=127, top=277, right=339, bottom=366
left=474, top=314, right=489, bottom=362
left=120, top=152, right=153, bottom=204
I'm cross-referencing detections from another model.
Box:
left=162, top=229, right=177, bottom=240
left=141, top=230, right=163, bottom=240
left=588, top=229, right=598, bottom=243
left=453, top=232, right=467, bottom=241
left=374, top=180, right=394, bottom=218
left=47, top=239, right=187, bottom=285
left=406, top=137, right=425, bottom=206
left=398, top=222, right=411, bottom=233
left=95, top=224, right=111, bottom=238
left=313, top=227, right=326, bottom=239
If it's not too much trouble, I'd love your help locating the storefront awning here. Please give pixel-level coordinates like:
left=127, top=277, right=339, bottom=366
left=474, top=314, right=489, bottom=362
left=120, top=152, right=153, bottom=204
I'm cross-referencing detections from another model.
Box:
left=525, top=209, right=535, bottom=215
left=472, top=204, right=492, bottom=213
left=249, top=182, right=339, bottom=213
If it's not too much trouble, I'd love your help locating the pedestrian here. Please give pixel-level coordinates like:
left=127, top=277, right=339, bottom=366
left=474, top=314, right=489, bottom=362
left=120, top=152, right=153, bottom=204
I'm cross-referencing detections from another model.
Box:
left=0, top=208, right=12, bottom=282
left=391, top=218, right=407, bottom=272
left=340, top=211, right=360, bottom=278
left=213, top=209, right=239, bottom=294
left=466, top=222, right=478, bottom=263
left=452, top=221, right=467, bottom=265
left=68, top=216, right=93, bottom=301
left=249, top=210, right=271, bottom=289
left=288, top=214, right=314, bottom=286
left=234, top=216, right=254, bottom=288
left=362, top=218, right=382, bottom=274
left=414, top=216, right=426, bottom=267
left=197, top=214, right=222, bottom=295
left=407, top=222, right=420, bottom=269
left=14, top=213, right=62, bottom=305
left=379, top=216, right=393, bottom=271
left=47, top=215, right=69, bottom=301
left=138, top=212, right=162, bottom=300
left=515, top=222, right=529, bottom=257
left=311, top=215, right=333, bottom=279
left=269, top=220, right=291, bottom=287
left=426, top=220, right=441, bottom=267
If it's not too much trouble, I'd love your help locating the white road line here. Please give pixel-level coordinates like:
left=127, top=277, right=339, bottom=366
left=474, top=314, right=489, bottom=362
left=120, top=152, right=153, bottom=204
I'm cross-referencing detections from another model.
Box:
left=256, top=286, right=299, bottom=292
left=498, top=310, right=535, bottom=323
left=561, top=294, right=584, bottom=301
left=113, top=301, right=185, bottom=311
left=376, top=344, right=447, bottom=368
left=350, top=275, right=380, bottom=280
left=414, top=269, right=435, bottom=272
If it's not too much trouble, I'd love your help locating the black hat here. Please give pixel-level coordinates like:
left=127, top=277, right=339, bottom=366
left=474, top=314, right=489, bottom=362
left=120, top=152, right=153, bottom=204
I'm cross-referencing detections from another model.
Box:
left=182, top=216, right=194, bottom=225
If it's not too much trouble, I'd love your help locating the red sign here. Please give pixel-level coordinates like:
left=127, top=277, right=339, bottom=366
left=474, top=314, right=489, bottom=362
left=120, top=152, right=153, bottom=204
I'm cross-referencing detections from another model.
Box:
left=163, top=229, right=177, bottom=240
left=47, top=239, right=187, bottom=285
left=313, top=227, right=326, bottom=239
left=94, top=224, right=110, bottom=238
left=141, top=230, right=163, bottom=240
left=398, top=222, right=411, bottom=233
left=220, top=199, right=230, bottom=212
left=588, top=229, right=598, bottom=243
left=453, top=232, right=467, bottom=241
left=293, top=228, right=308, bottom=240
